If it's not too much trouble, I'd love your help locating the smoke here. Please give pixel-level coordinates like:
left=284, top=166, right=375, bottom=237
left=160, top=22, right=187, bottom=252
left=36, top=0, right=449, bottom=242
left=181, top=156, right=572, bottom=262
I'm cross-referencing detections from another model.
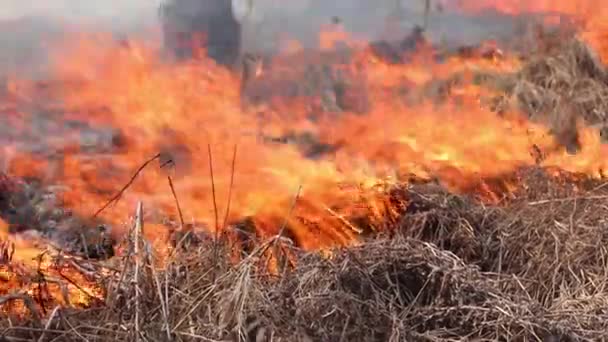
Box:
left=0, top=0, right=160, bottom=27
left=238, top=0, right=536, bottom=55
left=0, top=1, right=162, bottom=77
left=0, top=0, right=551, bottom=78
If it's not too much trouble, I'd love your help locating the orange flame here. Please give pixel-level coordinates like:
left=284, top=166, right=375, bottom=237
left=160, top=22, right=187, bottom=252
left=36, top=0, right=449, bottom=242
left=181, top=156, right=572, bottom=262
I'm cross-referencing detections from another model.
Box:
left=1, top=5, right=608, bottom=254
left=2, top=0, right=608, bottom=320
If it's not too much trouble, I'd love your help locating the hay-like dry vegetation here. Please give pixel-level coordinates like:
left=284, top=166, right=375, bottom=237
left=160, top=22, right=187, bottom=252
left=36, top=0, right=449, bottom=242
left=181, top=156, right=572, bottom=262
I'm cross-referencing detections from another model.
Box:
left=494, top=37, right=608, bottom=153
left=412, top=30, right=608, bottom=153
left=1, top=168, right=608, bottom=341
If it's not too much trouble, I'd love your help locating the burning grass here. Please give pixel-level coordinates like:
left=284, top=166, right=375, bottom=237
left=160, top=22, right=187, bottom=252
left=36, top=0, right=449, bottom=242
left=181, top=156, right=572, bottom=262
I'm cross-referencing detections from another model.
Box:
left=494, top=36, right=608, bottom=152
left=3, top=6, right=608, bottom=342
left=1, top=168, right=607, bottom=341
left=410, top=31, right=608, bottom=153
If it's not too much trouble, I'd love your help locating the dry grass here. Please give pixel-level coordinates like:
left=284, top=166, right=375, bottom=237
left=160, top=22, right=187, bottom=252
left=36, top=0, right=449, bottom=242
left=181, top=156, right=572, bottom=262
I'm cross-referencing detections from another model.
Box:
left=498, top=38, right=608, bottom=124
left=410, top=33, right=608, bottom=153
left=1, top=168, right=608, bottom=341
left=494, top=37, right=608, bottom=152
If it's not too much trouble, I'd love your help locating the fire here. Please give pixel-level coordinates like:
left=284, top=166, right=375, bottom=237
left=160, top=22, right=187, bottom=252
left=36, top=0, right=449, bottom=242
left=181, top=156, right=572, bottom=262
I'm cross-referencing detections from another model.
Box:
left=2, top=35, right=367, bottom=251
left=581, top=17, right=608, bottom=62
left=1, top=0, right=608, bottom=318
left=454, top=0, right=600, bottom=16
left=0, top=231, right=104, bottom=318
left=318, top=22, right=366, bottom=51
left=4, top=26, right=608, bottom=246
left=0, top=255, right=104, bottom=318
left=455, top=0, right=608, bottom=60
left=6, top=31, right=596, bottom=245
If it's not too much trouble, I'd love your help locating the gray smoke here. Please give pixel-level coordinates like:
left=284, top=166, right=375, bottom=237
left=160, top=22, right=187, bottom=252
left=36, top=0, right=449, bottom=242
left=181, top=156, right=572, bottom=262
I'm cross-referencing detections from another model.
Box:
left=0, top=1, right=160, bottom=27
left=0, top=0, right=548, bottom=78
left=237, top=0, right=536, bottom=55
left=0, top=1, right=161, bottom=77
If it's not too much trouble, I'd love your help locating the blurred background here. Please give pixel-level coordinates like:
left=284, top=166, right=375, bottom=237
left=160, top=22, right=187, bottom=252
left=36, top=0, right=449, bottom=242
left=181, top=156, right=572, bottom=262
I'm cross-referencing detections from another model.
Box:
left=0, top=0, right=548, bottom=77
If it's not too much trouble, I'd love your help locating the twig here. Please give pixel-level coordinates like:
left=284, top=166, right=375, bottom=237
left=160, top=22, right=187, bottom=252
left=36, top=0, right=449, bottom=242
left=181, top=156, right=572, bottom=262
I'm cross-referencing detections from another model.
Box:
left=104, top=239, right=134, bottom=314
left=65, top=258, right=111, bottom=277
left=164, top=156, right=190, bottom=255
left=164, top=261, right=170, bottom=336
left=589, top=181, right=608, bottom=193
left=58, top=313, right=90, bottom=341
left=93, top=153, right=162, bottom=218
left=134, top=202, right=144, bottom=342
left=57, top=272, right=100, bottom=306
left=151, top=254, right=171, bottom=341
left=324, top=205, right=363, bottom=234
left=37, top=305, right=60, bottom=342
left=257, top=185, right=302, bottom=271
left=275, top=185, right=302, bottom=242
left=168, top=230, right=196, bottom=258
left=221, top=144, right=238, bottom=230
left=528, top=195, right=608, bottom=206
left=167, top=175, right=185, bottom=230
left=208, top=144, right=221, bottom=281
left=208, top=144, right=220, bottom=235
left=34, top=253, right=50, bottom=316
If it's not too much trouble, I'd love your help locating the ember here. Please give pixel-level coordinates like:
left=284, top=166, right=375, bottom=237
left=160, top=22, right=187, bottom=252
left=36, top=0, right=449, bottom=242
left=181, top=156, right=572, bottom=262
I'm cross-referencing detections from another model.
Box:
left=0, top=0, right=608, bottom=340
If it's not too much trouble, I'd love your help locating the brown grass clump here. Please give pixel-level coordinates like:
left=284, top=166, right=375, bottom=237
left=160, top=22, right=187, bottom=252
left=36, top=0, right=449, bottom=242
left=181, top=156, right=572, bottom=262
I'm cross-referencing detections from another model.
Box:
left=410, top=34, right=608, bottom=153
left=1, top=168, right=608, bottom=341
left=494, top=37, right=608, bottom=152
left=503, top=38, right=608, bottom=122
left=394, top=168, right=608, bottom=312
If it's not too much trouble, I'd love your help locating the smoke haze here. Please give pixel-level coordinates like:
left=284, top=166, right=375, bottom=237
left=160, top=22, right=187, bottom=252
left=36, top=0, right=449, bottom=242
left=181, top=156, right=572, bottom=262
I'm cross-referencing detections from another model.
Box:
left=0, top=0, right=549, bottom=77
left=0, top=1, right=160, bottom=25
left=0, top=1, right=162, bottom=77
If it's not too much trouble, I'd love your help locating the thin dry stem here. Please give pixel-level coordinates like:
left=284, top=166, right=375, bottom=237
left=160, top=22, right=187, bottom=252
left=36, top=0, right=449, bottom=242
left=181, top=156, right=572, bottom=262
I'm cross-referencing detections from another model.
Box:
left=221, top=144, right=238, bottom=230
left=208, top=144, right=220, bottom=235
left=37, top=305, right=60, bottom=342
left=167, top=175, right=185, bottom=231
left=133, top=201, right=143, bottom=342
left=93, top=153, right=161, bottom=218
left=151, top=255, right=171, bottom=341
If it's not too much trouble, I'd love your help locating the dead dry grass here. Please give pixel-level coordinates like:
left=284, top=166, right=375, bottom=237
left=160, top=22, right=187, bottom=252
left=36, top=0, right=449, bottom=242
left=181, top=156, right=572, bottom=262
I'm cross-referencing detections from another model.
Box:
left=494, top=37, right=608, bottom=153
left=411, top=33, right=608, bottom=153
left=499, top=38, right=608, bottom=124
left=1, top=168, right=607, bottom=341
